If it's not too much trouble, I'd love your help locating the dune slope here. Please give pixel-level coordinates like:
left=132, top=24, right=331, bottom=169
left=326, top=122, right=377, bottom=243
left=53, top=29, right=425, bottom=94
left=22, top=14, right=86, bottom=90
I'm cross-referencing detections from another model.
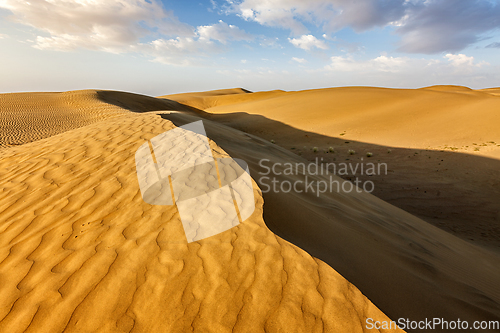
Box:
left=161, top=87, right=500, bottom=328
left=159, top=88, right=286, bottom=111
left=165, top=86, right=500, bottom=156
left=0, top=90, right=127, bottom=147
left=163, top=86, right=500, bottom=250
left=0, top=91, right=402, bottom=332
left=162, top=111, right=500, bottom=329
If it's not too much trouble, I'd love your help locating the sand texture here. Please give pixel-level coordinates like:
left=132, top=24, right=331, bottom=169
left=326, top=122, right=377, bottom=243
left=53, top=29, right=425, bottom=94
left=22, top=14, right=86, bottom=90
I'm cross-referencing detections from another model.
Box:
left=0, top=90, right=403, bottom=332
left=163, top=86, right=500, bottom=250
left=162, top=86, right=500, bottom=329
left=0, top=90, right=127, bottom=148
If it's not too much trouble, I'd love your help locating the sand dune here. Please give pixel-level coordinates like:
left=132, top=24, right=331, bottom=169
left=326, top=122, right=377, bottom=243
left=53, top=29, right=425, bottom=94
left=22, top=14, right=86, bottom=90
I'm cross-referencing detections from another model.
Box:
left=163, top=86, right=500, bottom=251
left=2, top=86, right=499, bottom=332
left=479, top=88, right=500, bottom=96
left=163, top=86, right=500, bottom=156
left=0, top=90, right=128, bottom=147
left=161, top=86, right=500, bottom=329
left=162, top=111, right=500, bottom=329
left=163, top=88, right=286, bottom=111
left=0, top=91, right=403, bottom=332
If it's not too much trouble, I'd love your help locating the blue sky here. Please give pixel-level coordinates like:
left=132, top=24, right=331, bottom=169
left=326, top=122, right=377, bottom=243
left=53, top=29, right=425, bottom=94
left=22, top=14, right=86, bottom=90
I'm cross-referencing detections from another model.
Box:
left=1, top=0, right=499, bottom=95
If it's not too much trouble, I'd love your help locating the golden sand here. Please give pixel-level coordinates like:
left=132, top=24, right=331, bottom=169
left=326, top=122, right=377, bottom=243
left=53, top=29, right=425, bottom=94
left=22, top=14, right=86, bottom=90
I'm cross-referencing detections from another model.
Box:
left=0, top=90, right=403, bottom=332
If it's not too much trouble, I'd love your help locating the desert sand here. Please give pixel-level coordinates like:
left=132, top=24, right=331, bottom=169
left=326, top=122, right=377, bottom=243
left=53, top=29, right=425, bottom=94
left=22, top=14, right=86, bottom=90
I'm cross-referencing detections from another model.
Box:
left=162, top=86, right=500, bottom=328
left=1, top=86, right=499, bottom=332
left=163, top=86, right=500, bottom=250
left=0, top=90, right=403, bottom=332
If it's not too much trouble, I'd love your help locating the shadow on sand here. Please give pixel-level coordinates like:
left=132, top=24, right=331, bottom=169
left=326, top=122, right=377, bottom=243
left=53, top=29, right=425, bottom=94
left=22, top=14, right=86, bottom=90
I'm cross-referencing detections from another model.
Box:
left=101, top=92, right=500, bottom=330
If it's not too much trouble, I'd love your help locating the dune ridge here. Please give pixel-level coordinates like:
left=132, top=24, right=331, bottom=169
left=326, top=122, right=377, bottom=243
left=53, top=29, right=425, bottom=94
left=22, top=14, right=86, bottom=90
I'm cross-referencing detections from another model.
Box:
left=162, top=86, right=500, bottom=250
left=164, top=86, right=500, bottom=156
left=161, top=111, right=500, bottom=329
left=160, top=88, right=287, bottom=111
left=0, top=90, right=402, bottom=332
left=161, top=86, right=500, bottom=328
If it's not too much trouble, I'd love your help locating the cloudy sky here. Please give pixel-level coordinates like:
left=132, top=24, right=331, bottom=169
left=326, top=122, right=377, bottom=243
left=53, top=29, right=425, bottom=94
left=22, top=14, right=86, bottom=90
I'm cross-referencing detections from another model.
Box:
left=0, top=0, right=499, bottom=95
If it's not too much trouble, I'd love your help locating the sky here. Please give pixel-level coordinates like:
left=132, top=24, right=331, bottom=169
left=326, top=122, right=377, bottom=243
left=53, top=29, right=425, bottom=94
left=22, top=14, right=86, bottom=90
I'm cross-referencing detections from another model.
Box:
left=0, top=0, right=499, bottom=95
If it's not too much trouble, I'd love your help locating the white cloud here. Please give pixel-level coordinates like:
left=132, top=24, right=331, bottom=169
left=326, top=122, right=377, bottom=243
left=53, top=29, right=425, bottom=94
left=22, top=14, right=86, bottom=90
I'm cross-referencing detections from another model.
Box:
left=0, top=33, right=7, bottom=39
left=34, top=35, right=86, bottom=52
left=138, top=23, right=251, bottom=66
left=291, top=57, right=307, bottom=64
left=0, top=0, right=194, bottom=52
left=137, top=37, right=222, bottom=66
left=322, top=34, right=337, bottom=41
left=197, top=20, right=253, bottom=44
left=233, top=0, right=407, bottom=35
left=231, top=0, right=500, bottom=54
left=237, top=0, right=310, bottom=34
left=322, top=53, right=493, bottom=86
left=371, top=55, right=408, bottom=71
left=259, top=37, right=281, bottom=48
left=288, top=35, right=327, bottom=51
left=325, top=55, right=409, bottom=72
left=209, top=0, right=218, bottom=12
left=0, top=1, right=253, bottom=65
left=445, top=54, right=488, bottom=68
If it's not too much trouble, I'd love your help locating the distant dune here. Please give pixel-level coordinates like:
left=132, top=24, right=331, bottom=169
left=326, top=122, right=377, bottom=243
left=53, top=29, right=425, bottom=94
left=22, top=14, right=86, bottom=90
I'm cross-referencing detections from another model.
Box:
left=162, top=86, right=500, bottom=328
left=0, top=90, right=404, bottom=332
left=0, top=90, right=126, bottom=147
left=162, top=88, right=285, bottom=111
left=163, top=86, right=500, bottom=250
left=162, top=86, right=500, bottom=158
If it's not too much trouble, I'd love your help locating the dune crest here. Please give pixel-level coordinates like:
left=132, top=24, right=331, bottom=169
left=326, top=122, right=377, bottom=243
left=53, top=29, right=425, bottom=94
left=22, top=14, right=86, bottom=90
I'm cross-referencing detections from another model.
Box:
left=0, top=91, right=402, bottom=332
left=165, top=86, right=500, bottom=156
left=159, top=89, right=286, bottom=111
left=163, top=87, right=500, bottom=327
